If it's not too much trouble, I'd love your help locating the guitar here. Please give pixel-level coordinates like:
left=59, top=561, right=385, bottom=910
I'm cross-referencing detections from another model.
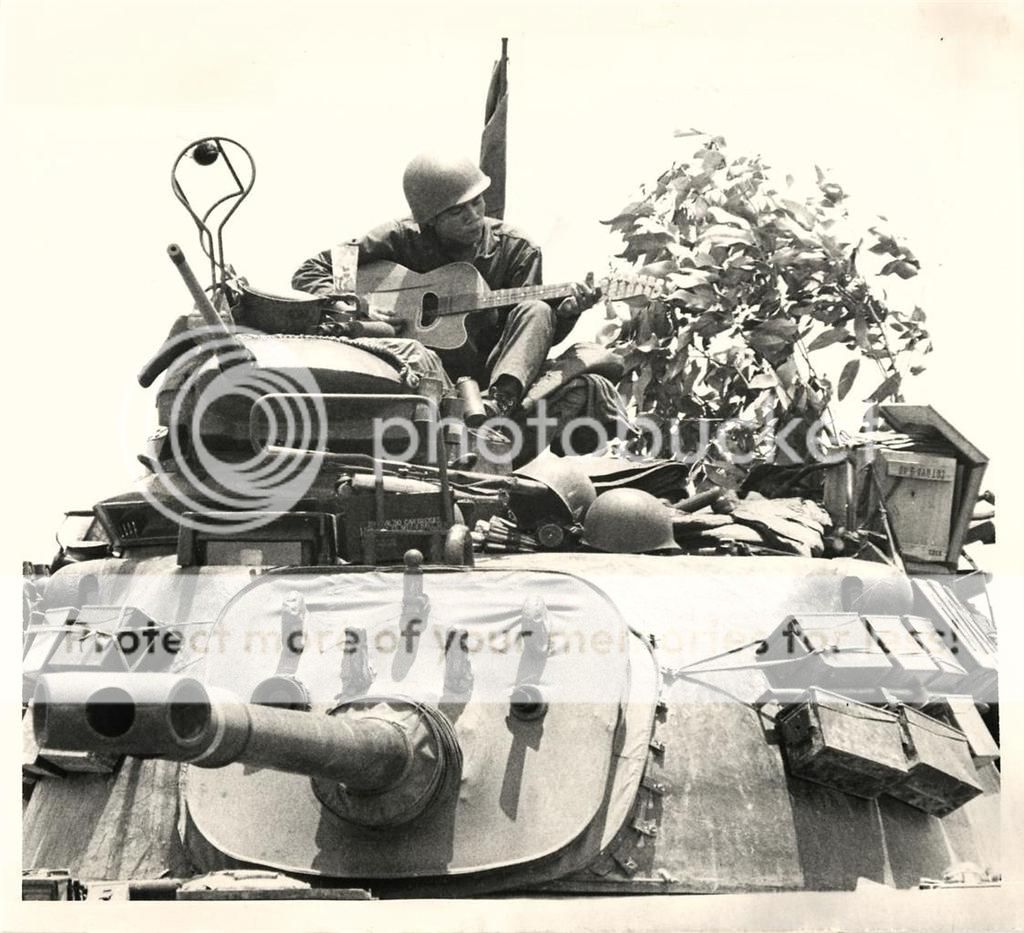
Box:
left=356, top=261, right=660, bottom=350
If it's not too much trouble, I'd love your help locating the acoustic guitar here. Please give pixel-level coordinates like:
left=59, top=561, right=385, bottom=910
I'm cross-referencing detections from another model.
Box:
left=356, top=261, right=660, bottom=350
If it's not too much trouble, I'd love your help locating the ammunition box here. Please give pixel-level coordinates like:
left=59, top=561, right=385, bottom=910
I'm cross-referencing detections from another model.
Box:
left=778, top=688, right=908, bottom=799
left=886, top=706, right=984, bottom=816
left=22, top=869, right=82, bottom=901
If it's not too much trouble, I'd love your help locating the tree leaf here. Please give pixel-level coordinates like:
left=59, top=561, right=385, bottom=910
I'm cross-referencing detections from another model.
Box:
left=854, top=313, right=870, bottom=349
left=755, top=318, right=799, bottom=340
left=880, top=259, right=918, bottom=279
left=865, top=372, right=902, bottom=403
left=691, top=197, right=710, bottom=220
left=699, top=149, right=727, bottom=172
left=837, top=358, right=860, bottom=400
left=781, top=198, right=818, bottom=230
left=633, top=366, right=653, bottom=409
left=668, top=269, right=717, bottom=290
left=600, top=201, right=654, bottom=227
left=616, top=232, right=675, bottom=262
left=707, top=205, right=753, bottom=229
left=639, top=259, right=681, bottom=279
left=806, top=326, right=849, bottom=352
left=747, top=329, right=795, bottom=359
left=748, top=372, right=779, bottom=389
left=696, top=224, right=755, bottom=248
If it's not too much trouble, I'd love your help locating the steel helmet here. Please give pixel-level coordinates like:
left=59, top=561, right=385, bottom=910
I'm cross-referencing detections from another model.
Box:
left=582, top=489, right=678, bottom=554
left=402, top=153, right=491, bottom=225
left=513, top=457, right=597, bottom=525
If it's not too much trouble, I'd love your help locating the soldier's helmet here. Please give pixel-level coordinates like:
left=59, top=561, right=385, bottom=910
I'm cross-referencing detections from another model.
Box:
left=581, top=489, right=678, bottom=554
left=403, top=153, right=491, bottom=225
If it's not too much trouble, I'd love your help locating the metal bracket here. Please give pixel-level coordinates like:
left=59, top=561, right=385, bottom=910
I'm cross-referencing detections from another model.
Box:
left=641, top=774, right=668, bottom=796
left=612, top=853, right=639, bottom=876
left=631, top=817, right=659, bottom=837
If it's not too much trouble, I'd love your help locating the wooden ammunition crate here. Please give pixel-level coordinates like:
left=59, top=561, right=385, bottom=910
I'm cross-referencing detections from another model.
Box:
left=823, top=405, right=988, bottom=571
left=886, top=706, right=983, bottom=816
left=862, top=614, right=943, bottom=689
left=777, top=688, right=908, bottom=799
left=900, top=614, right=969, bottom=692
left=913, top=579, right=998, bottom=700
left=924, top=695, right=999, bottom=765
left=876, top=450, right=957, bottom=563
left=337, top=492, right=449, bottom=564
left=758, top=614, right=893, bottom=691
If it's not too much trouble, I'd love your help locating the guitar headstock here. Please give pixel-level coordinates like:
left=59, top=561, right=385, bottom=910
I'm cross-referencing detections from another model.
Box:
left=601, top=273, right=665, bottom=306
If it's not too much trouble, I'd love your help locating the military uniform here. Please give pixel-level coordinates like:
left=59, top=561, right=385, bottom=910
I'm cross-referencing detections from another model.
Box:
left=292, top=217, right=633, bottom=463
left=292, top=217, right=573, bottom=391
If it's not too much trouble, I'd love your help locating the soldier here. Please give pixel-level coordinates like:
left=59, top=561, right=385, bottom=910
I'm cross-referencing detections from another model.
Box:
left=291, top=152, right=600, bottom=418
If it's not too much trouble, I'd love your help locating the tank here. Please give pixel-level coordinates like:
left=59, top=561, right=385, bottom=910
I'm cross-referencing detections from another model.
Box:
left=20, top=138, right=1001, bottom=902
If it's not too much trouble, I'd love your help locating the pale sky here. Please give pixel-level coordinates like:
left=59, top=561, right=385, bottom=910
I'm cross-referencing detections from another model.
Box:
left=2, top=0, right=1022, bottom=563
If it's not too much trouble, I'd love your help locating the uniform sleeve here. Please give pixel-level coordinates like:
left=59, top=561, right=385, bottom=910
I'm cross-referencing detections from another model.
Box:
left=355, top=221, right=407, bottom=266
left=291, top=221, right=409, bottom=295
left=290, top=249, right=335, bottom=295
left=506, top=240, right=543, bottom=288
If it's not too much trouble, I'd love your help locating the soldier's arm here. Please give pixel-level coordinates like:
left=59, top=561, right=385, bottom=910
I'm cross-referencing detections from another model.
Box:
left=290, top=250, right=335, bottom=296
left=292, top=221, right=408, bottom=311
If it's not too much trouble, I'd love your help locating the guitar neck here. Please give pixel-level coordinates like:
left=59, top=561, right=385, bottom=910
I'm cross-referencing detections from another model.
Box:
left=476, top=277, right=650, bottom=310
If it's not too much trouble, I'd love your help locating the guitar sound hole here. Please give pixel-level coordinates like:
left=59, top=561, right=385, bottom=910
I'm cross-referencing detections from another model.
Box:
left=420, top=292, right=439, bottom=327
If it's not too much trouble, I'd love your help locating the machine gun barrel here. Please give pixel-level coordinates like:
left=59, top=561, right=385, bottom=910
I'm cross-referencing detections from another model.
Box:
left=165, top=243, right=255, bottom=368
left=32, top=673, right=410, bottom=791
left=167, top=243, right=234, bottom=338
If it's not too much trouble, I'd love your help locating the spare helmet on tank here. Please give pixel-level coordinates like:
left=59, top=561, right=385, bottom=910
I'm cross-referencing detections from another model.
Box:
left=581, top=488, right=678, bottom=554
left=513, top=457, right=597, bottom=525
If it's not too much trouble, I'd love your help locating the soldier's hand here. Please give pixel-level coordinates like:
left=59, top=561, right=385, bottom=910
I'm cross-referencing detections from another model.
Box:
left=330, top=293, right=364, bottom=317
left=556, top=274, right=601, bottom=320
left=366, top=302, right=401, bottom=325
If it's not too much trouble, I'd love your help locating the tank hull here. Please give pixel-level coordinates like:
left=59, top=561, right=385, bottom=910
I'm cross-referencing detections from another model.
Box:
left=22, top=553, right=1000, bottom=897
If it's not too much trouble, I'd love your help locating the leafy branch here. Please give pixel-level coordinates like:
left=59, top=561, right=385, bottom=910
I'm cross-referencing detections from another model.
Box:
left=599, top=132, right=932, bottom=485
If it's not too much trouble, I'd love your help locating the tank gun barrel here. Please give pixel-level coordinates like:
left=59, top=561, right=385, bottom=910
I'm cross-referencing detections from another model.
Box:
left=32, top=673, right=410, bottom=791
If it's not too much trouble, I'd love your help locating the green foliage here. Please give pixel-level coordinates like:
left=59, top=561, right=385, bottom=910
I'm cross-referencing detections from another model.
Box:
left=601, top=132, right=932, bottom=480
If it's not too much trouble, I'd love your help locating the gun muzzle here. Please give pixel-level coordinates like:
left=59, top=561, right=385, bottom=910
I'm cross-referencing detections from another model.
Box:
left=32, top=673, right=410, bottom=791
